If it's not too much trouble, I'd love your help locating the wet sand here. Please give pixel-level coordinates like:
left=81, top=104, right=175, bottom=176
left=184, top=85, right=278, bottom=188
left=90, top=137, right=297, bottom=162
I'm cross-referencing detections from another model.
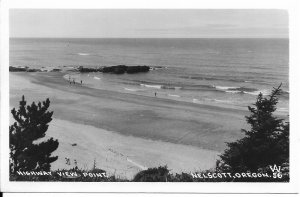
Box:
left=9, top=72, right=247, bottom=179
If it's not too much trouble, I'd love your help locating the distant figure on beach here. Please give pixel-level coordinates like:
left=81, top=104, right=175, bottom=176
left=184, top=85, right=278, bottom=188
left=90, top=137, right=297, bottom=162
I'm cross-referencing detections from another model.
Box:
left=65, top=158, right=71, bottom=165
left=73, top=79, right=75, bottom=84
left=81, top=80, right=82, bottom=85
left=155, top=92, right=157, bottom=97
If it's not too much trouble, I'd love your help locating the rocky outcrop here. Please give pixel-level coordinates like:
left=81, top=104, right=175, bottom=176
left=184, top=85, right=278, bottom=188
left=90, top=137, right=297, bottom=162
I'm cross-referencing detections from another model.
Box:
left=126, top=66, right=150, bottom=74
left=78, top=67, right=102, bottom=73
left=27, top=68, right=42, bottom=72
left=50, top=68, right=62, bottom=72
left=9, top=66, right=27, bottom=72
left=9, top=66, right=41, bottom=72
left=102, top=65, right=127, bottom=74
left=78, top=65, right=150, bottom=74
left=9, top=65, right=151, bottom=74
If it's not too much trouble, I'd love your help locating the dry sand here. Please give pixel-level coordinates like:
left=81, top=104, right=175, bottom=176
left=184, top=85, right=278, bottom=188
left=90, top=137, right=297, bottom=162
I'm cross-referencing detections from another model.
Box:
left=9, top=72, right=248, bottom=179
left=47, top=119, right=219, bottom=179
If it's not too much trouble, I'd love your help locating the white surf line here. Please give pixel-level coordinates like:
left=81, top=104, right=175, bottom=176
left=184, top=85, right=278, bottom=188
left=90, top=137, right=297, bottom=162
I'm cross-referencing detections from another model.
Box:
left=124, top=87, right=139, bottom=92
left=168, top=94, right=180, bottom=97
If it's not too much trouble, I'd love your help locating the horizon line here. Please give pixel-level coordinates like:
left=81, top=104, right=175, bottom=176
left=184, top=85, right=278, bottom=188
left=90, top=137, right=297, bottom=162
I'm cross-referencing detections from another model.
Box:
left=10, top=36, right=289, bottom=39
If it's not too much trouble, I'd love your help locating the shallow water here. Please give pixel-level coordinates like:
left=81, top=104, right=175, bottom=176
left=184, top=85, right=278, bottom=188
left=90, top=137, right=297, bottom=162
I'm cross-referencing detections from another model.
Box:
left=10, top=38, right=289, bottom=113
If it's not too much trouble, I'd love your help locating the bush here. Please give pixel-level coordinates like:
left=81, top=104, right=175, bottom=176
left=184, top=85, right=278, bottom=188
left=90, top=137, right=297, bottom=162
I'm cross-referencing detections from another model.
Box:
left=133, top=166, right=171, bottom=182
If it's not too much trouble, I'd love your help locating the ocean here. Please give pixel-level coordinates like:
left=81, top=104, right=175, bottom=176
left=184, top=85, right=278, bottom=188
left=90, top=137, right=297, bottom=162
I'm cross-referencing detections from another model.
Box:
left=10, top=38, right=289, bottom=113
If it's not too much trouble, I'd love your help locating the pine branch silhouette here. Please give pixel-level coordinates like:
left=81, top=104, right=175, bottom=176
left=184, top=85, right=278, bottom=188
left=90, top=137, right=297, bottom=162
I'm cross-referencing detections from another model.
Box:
left=10, top=96, right=59, bottom=173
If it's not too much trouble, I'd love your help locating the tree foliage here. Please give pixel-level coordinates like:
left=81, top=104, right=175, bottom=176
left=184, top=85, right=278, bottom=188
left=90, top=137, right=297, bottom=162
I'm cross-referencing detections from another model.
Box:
left=133, top=166, right=171, bottom=182
left=9, top=96, right=59, bottom=173
left=218, top=84, right=289, bottom=172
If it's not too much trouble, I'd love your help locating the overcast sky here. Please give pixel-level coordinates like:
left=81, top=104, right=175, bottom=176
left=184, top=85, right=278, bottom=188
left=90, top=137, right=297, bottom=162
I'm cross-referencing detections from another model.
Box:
left=10, top=9, right=288, bottom=38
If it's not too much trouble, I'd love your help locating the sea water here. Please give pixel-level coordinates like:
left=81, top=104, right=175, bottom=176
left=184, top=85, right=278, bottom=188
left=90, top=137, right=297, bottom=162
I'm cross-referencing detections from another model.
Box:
left=10, top=38, right=289, bottom=113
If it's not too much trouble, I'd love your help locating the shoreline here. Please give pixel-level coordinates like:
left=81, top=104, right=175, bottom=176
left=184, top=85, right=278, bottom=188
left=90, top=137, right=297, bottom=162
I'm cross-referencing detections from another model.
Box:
left=9, top=64, right=289, bottom=116
left=10, top=72, right=248, bottom=151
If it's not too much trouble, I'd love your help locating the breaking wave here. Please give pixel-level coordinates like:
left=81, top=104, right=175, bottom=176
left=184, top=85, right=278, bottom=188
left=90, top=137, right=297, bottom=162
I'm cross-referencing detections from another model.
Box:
left=124, top=88, right=141, bottom=92
left=77, top=53, right=90, bottom=56
left=168, top=94, right=180, bottom=98
left=140, top=84, right=162, bottom=89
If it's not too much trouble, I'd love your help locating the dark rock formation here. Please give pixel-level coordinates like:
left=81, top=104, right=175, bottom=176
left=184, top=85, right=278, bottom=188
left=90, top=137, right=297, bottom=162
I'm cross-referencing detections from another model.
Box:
left=78, top=65, right=150, bottom=74
left=50, top=68, right=62, bottom=72
left=9, top=66, right=41, bottom=72
left=78, top=66, right=102, bottom=73
left=126, top=65, right=150, bottom=74
left=27, top=68, right=42, bottom=72
left=9, top=66, right=27, bottom=72
left=102, top=65, right=127, bottom=74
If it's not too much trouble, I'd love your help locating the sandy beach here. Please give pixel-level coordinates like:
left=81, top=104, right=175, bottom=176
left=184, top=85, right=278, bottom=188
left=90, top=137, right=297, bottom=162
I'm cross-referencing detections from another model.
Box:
left=10, top=72, right=248, bottom=179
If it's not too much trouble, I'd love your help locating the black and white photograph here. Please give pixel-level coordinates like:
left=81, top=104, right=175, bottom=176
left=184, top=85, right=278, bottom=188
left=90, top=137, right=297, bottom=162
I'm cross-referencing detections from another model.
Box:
left=1, top=0, right=299, bottom=194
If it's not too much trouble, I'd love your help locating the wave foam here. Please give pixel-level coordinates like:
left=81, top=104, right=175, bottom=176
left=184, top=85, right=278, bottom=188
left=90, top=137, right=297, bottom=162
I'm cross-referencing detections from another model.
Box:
left=226, top=90, right=241, bottom=94
left=77, top=53, right=90, bottom=56
left=244, top=90, right=270, bottom=96
left=63, top=74, right=71, bottom=81
left=192, top=98, right=203, bottom=104
left=124, top=88, right=140, bottom=92
left=162, top=86, right=183, bottom=90
left=204, top=98, right=233, bottom=104
left=213, top=99, right=232, bottom=103
left=140, top=84, right=162, bottom=89
left=215, top=86, right=239, bottom=90
left=168, top=94, right=180, bottom=98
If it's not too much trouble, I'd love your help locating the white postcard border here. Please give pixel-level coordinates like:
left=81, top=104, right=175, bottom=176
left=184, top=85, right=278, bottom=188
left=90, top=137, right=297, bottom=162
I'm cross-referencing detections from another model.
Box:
left=1, top=0, right=299, bottom=193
